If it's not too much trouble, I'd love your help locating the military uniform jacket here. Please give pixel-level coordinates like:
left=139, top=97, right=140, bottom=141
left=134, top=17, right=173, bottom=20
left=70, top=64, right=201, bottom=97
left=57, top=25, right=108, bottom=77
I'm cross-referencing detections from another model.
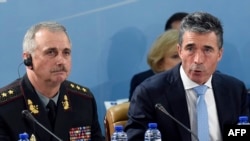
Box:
left=0, top=74, right=104, bottom=141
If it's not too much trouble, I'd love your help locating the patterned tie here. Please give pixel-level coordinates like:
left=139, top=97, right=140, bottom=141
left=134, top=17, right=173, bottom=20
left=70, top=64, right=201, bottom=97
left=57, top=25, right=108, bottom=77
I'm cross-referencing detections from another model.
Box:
left=47, top=100, right=57, bottom=127
left=193, top=85, right=209, bottom=141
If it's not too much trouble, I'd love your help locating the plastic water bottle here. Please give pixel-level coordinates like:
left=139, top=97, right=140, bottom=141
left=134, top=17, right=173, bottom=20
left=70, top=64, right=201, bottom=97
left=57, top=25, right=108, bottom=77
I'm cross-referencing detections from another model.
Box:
left=111, top=125, right=127, bottom=141
left=18, top=132, right=29, bottom=141
left=144, top=123, right=161, bottom=141
left=237, top=116, right=250, bottom=125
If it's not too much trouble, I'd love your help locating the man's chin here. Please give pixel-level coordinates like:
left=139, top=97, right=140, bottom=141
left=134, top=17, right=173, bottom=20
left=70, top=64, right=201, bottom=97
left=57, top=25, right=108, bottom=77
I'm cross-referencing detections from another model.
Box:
left=190, top=74, right=204, bottom=84
left=52, top=76, right=67, bottom=83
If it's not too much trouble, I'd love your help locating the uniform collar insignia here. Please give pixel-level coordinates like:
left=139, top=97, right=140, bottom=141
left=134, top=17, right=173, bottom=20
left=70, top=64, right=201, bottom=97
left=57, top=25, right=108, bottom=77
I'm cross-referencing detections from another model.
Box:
left=62, top=94, right=70, bottom=110
left=27, top=99, right=39, bottom=114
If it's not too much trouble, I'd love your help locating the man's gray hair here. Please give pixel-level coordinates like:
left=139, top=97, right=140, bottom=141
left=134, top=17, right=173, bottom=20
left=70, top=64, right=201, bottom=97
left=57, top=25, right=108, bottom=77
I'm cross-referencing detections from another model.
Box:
left=23, top=21, right=71, bottom=54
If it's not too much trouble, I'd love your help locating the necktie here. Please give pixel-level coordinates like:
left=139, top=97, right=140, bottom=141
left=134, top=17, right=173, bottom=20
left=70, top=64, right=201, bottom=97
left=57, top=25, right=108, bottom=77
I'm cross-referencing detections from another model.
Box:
left=46, top=100, right=57, bottom=127
left=193, top=85, right=209, bottom=141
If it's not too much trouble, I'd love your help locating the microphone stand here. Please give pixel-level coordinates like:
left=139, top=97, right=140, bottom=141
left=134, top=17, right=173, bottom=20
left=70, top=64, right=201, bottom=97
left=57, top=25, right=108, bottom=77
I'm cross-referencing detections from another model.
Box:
left=22, top=110, right=63, bottom=141
left=155, top=104, right=199, bottom=141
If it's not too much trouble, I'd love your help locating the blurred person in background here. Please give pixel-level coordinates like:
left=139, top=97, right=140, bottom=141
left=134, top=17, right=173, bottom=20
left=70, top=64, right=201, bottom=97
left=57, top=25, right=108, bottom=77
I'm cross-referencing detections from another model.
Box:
left=129, top=29, right=181, bottom=100
left=129, top=12, right=188, bottom=101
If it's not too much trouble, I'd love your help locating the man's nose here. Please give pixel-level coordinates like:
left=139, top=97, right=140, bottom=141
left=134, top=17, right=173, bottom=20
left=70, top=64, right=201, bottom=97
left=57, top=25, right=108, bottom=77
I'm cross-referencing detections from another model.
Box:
left=194, top=51, right=204, bottom=64
left=56, top=53, right=65, bottom=64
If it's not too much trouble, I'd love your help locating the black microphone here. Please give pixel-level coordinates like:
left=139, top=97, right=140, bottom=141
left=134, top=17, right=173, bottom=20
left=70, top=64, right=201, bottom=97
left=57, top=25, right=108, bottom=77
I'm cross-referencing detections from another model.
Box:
left=22, top=110, right=63, bottom=141
left=155, top=103, right=199, bottom=141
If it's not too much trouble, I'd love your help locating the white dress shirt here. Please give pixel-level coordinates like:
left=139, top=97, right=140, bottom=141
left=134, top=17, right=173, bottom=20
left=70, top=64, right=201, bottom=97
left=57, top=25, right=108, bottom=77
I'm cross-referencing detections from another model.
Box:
left=180, top=66, right=222, bottom=141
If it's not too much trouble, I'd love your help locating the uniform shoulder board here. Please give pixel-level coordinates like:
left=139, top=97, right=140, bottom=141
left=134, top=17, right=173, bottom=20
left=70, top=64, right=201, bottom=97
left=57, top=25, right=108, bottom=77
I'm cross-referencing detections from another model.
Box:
left=64, top=80, right=92, bottom=97
left=0, top=81, right=22, bottom=104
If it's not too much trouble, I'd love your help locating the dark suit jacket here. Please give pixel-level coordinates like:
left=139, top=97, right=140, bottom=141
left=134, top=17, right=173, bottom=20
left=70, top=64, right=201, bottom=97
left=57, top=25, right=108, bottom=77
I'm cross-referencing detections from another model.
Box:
left=129, top=69, right=154, bottom=101
left=0, top=74, right=104, bottom=141
left=125, top=64, right=249, bottom=141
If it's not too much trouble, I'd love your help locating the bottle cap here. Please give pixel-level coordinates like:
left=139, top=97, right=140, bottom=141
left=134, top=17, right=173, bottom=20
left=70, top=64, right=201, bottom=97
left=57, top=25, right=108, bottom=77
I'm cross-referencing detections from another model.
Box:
left=148, top=123, right=157, bottom=128
left=19, top=132, right=29, bottom=139
left=239, top=116, right=249, bottom=123
left=114, top=125, right=123, bottom=131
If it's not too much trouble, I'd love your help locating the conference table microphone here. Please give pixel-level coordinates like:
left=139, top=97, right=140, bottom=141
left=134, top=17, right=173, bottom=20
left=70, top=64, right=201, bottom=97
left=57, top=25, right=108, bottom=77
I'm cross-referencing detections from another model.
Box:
left=155, top=103, right=199, bottom=141
left=22, top=110, right=63, bottom=141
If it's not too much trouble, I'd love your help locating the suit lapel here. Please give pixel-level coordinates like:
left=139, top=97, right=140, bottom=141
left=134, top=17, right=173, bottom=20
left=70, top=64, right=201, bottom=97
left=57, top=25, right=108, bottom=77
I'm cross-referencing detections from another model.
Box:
left=211, top=74, right=235, bottom=131
left=169, top=82, right=191, bottom=141
left=166, top=65, right=192, bottom=141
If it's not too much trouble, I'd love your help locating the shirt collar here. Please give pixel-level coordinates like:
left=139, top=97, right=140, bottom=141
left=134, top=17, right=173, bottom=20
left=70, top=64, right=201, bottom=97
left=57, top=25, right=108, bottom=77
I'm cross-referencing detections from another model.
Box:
left=36, top=90, right=59, bottom=106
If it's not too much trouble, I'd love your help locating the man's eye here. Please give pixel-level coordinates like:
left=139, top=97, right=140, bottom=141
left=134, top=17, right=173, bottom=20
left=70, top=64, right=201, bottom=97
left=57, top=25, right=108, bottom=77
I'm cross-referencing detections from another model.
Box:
left=46, top=50, right=56, bottom=56
left=48, top=51, right=54, bottom=54
left=186, top=47, right=193, bottom=51
left=206, top=48, right=211, bottom=52
left=64, top=50, right=71, bottom=56
left=204, top=48, right=213, bottom=53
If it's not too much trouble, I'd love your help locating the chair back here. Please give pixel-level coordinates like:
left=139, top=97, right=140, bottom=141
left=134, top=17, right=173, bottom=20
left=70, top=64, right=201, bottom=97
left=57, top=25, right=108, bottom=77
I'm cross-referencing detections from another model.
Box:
left=104, top=102, right=130, bottom=141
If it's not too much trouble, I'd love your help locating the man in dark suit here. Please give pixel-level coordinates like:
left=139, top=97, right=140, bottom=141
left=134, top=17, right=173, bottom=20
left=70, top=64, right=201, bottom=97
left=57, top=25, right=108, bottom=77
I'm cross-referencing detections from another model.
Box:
left=129, top=12, right=188, bottom=101
left=125, top=12, right=249, bottom=141
left=0, top=21, right=104, bottom=141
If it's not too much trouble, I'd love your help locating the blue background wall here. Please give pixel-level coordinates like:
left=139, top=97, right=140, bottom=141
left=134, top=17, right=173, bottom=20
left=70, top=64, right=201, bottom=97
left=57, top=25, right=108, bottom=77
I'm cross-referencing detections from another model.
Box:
left=1, top=0, right=250, bottom=134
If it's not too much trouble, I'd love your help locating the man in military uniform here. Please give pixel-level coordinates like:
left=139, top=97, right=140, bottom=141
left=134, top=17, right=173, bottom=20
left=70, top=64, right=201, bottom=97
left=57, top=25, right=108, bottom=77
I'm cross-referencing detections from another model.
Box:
left=0, top=21, right=104, bottom=141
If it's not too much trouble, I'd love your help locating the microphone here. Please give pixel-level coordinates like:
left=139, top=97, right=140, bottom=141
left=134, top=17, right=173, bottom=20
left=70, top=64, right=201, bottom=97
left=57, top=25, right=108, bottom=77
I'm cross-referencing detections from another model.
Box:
left=155, top=103, right=199, bottom=141
left=22, top=110, right=63, bottom=141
